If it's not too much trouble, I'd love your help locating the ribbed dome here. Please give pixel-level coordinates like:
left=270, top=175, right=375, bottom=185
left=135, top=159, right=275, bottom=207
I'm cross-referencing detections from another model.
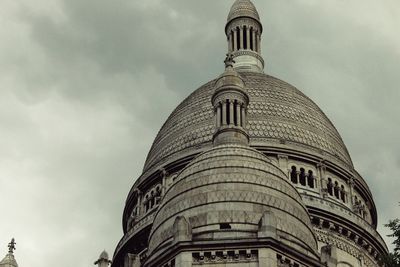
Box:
left=147, top=144, right=318, bottom=260
left=227, top=0, right=260, bottom=24
left=144, top=72, right=352, bottom=173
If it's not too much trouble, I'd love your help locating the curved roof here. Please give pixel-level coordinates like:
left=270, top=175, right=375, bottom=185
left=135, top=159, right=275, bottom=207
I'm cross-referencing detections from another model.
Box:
left=227, top=0, right=260, bottom=24
left=148, top=144, right=318, bottom=258
left=144, top=72, right=353, bottom=172
left=0, top=254, right=18, bottom=267
left=99, top=250, right=109, bottom=260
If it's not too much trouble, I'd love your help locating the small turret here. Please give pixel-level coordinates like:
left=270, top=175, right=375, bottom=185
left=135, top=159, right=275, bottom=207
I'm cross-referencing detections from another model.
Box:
left=0, top=239, right=18, bottom=267
left=212, top=54, right=249, bottom=146
left=94, top=250, right=112, bottom=267
left=225, top=0, right=264, bottom=72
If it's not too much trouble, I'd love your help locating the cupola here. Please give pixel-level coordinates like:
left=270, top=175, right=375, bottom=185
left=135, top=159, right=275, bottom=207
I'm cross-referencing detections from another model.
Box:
left=212, top=54, right=249, bottom=146
left=225, top=0, right=264, bottom=72
left=0, top=239, right=18, bottom=267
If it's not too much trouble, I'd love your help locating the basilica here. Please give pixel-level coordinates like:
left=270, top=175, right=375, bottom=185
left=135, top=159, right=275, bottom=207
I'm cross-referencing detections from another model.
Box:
left=1, top=1, right=388, bottom=267
left=108, top=0, right=388, bottom=266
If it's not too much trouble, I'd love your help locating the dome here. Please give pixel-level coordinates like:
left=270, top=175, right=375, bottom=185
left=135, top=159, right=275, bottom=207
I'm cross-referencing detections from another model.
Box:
left=144, top=72, right=353, bottom=173
left=147, top=144, right=318, bottom=262
left=0, top=254, right=18, bottom=267
left=99, top=250, right=109, bottom=260
left=227, top=0, right=260, bottom=24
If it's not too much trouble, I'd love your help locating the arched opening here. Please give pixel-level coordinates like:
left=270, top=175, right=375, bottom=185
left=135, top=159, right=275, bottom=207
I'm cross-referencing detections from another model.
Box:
left=243, top=26, right=248, bottom=49
left=250, top=28, right=254, bottom=50
left=299, top=168, right=306, bottom=186
left=327, top=178, right=333, bottom=196
left=290, top=166, right=298, bottom=184
left=236, top=27, right=241, bottom=50
left=308, top=170, right=314, bottom=188
left=231, top=30, right=235, bottom=51
left=219, top=102, right=223, bottom=126
left=226, top=100, right=231, bottom=125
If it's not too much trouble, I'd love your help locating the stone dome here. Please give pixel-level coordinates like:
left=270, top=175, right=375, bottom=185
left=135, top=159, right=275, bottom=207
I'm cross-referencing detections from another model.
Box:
left=147, top=144, right=318, bottom=262
left=227, top=0, right=260, bottom=24
left=99, top=250, right=109, bottom=260
left=144, top=72, right=353, bottom=173
left=0, top=254, right=18, bottom=267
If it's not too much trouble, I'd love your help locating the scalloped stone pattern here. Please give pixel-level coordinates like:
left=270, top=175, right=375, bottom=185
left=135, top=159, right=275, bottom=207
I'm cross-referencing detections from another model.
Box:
left=144, top=72, right=352, bottom=171
left=227, top=0, right=260, bottom=23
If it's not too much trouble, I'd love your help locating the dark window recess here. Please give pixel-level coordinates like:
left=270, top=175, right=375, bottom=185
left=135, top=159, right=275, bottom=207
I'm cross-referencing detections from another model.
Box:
left=233, top=101, right=238, bottom=126
left=290, top=166, right=298, bottom=184
left=308, top=170, right=314, bottom=188
left=327, top=178, right=333, bottom=196
left=243, top=26, right=247, bottom=49
left=220, top=223, right=232, bottom=229
left=334, top=182, right=340, bottom=199
left=299, top=168, right=306, bottom=186
left=226, top=100, right=230, bottom=125
left=236, top=27, right=241, bottom=49
left=250, top=28, right=254, bottom=50
left=231, top=30, right=235, bottom=50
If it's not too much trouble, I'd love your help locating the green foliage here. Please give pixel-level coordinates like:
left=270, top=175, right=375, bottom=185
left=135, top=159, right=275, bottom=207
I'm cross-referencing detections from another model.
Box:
left=380, top=219, right=400, bottom=267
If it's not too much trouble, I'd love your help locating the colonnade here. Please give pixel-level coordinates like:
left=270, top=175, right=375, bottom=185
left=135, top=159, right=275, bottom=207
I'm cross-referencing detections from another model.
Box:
left=228, top=26, right=261, bottom=53
left=215, top=99, right=246, bottom=128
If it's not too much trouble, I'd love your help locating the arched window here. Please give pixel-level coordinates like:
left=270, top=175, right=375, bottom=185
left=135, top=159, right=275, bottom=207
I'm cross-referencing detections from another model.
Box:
left=308, top=170, right=315, bottom=188
left=290, top=166, right=298, bottom=184
left=236, top=27, right=241, bottom=50
left=334, top=181, right=340, bottom=199
left=327, top=178, right=333, bottom=196
left=299, top=168, right=306, bottom=186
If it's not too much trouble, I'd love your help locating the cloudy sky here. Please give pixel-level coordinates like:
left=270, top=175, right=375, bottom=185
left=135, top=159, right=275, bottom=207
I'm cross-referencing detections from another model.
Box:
left=0, top=0, right=399, bottom=266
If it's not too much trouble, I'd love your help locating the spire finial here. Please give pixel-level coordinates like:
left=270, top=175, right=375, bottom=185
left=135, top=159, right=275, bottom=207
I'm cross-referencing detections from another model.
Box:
left=8, top=238, right=16, bottom=254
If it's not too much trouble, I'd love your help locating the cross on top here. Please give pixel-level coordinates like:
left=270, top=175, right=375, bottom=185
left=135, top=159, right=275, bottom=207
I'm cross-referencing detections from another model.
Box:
left=8, top=238, right=16, bottom=254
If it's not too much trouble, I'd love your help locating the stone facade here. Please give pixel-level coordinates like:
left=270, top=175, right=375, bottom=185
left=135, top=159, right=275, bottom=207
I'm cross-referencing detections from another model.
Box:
left=111, top=1, right=388, bottom=267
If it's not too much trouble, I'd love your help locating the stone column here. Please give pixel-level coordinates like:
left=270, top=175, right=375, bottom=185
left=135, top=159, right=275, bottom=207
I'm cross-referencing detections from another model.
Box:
left=257, top=32, right=261, bottom=53
left=175, top=252, right=192, bottom=267
left=228, top=32, right=233, bottom=52
left=254, top=31, right=259, bottom=53
left=252, top=28, right=256, bottom=51
left=240, top=26, right=244, bottom=50
left=318, top=161, right=327, bottom=197
left=222, top=101, right=227, bottom=125
left=216, top=105, right=221, bottom=127
left=233, top=29, right=237, bottom=51
left=246, top=26, right=250, bottom=50
left=241, top=105, right=246, bottom=127
left=277, top=155, right=288, bottom=176
left=229, top=100, right=234, bottom=125
left=137, top=191, right=143, bottom=215
left=348, top=176, right=355, bottom=206
left=236, top=102, right=241, bottom=126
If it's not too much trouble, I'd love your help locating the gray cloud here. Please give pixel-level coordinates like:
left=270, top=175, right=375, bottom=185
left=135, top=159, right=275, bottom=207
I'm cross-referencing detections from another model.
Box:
left=0, top=0, right=399, bottom=266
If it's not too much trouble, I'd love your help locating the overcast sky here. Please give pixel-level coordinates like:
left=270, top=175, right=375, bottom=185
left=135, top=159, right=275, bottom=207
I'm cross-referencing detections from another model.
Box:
left=0, top=0, right=399, bottom=266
